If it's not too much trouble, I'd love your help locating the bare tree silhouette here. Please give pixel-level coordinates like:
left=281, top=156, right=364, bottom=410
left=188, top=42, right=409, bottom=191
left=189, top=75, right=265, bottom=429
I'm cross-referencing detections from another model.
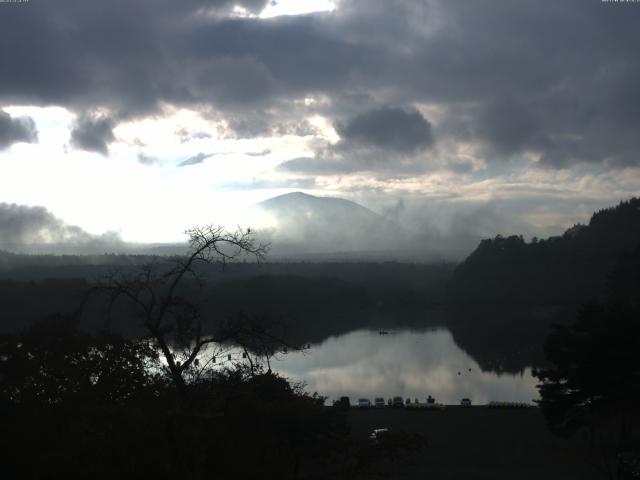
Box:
left=95, top=225, right=280, bottom=403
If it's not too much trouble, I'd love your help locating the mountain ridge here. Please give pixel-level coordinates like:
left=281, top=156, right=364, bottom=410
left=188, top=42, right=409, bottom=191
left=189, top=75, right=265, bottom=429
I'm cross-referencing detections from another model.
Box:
left=251, top=191, right=409, bottom=259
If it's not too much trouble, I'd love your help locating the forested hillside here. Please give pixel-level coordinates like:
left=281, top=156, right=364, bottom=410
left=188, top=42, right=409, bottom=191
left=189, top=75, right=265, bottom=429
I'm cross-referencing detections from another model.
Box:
left=449, top=198, right=640, bottom=306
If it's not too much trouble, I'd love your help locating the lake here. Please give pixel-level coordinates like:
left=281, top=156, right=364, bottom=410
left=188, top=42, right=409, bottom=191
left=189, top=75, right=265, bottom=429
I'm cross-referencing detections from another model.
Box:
left=273, top=327, right=540, bottom=405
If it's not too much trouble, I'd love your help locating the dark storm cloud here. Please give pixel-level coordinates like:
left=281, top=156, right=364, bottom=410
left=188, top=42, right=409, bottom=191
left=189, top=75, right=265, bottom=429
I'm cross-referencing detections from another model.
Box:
left=279, top=156, right=359, bottom=175
left=474, top=98, right=540, bottom=158
left=0, top=0, right=274, bottom=117
left=0, top=203, right=123, bottom=251
left=1, top=0, right=640, bottom=169
left=70, top=114, right=115, bottom=155
left=400, top=1, right=640, bottom=168
left=278, top=150, right=434, bottom=177
left=0, top=0, right=381, bottom=120
left=337, top=107, right=433, bottom=153
left=0, top=110, right=38, bottom=150
left=223, top=113, right=320, bottom=139
left=280, top=107, right=435, bottom=175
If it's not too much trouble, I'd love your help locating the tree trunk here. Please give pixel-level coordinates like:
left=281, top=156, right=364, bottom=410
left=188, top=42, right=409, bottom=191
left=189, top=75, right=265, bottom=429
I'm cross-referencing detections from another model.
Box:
left=155, top=333, right=188, bottom=408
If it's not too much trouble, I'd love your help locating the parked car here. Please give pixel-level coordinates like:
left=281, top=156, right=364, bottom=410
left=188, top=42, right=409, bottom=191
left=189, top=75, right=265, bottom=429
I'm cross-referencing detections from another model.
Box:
left=392, top=396, right=404, bottom=407
left=357, top=398, right=372, bottom=408
left=374, top=397, right=386, bottom=408
left=369, top=428, right=389, bottom=445
left=460, top=398, right=472, bottom=407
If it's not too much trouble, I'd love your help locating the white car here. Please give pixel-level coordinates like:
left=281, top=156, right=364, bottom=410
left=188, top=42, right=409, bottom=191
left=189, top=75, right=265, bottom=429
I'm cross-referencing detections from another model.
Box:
left=369, top=428, right=389, bottom=444
left=357, top=398, right=372, bottom=408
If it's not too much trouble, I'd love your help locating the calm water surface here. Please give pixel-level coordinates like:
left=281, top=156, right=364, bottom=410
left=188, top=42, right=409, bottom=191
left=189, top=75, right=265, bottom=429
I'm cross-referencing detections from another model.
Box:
left=273, top=328, right=539, bottom=405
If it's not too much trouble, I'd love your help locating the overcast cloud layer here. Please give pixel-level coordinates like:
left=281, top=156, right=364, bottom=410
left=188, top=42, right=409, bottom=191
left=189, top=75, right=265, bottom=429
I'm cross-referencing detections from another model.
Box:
left=0, top=0, right=639, bottom=252
left=1, top=0, right=639, bottom=168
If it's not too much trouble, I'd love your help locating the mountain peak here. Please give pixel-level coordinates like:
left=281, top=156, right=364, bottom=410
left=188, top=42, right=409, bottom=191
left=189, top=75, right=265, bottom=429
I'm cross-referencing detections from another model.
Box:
left=250, top=192, right=401, bottom=257
left=257, top=192, right=379, bottom=216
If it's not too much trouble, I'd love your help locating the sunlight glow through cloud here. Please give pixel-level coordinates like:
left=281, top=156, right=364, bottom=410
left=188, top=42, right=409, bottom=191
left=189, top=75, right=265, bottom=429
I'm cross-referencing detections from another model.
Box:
left=259, top=0, right=337, bottom=18
left=1, top=0, right=639, bottom=249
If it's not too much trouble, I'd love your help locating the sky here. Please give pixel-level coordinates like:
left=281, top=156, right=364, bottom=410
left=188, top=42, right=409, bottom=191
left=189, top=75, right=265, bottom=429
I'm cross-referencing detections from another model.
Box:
left=1, top=0, right=640, bottom=251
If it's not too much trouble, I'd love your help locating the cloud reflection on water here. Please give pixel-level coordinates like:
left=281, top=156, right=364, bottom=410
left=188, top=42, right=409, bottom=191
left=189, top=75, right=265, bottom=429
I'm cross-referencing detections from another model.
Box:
left=274, top=328, right=539, bottom=405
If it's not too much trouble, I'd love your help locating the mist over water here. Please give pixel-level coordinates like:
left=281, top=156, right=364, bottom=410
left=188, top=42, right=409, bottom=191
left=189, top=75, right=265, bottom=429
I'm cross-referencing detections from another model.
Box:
left=274, top=328, right=539, bottom=405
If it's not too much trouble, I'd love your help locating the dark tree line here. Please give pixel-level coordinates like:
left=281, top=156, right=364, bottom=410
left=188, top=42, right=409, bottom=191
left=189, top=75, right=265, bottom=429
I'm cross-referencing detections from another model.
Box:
left=0, top=313, right=355, bottom=479
left=443, top=198, right=640, bottom=374
left=450, top=198, right=640, bottom=307
left=0, top=226, right=344, bottom=478
left=535, top=244, right=640, bottom=479
left=0, top=225, right=427, bottom=479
